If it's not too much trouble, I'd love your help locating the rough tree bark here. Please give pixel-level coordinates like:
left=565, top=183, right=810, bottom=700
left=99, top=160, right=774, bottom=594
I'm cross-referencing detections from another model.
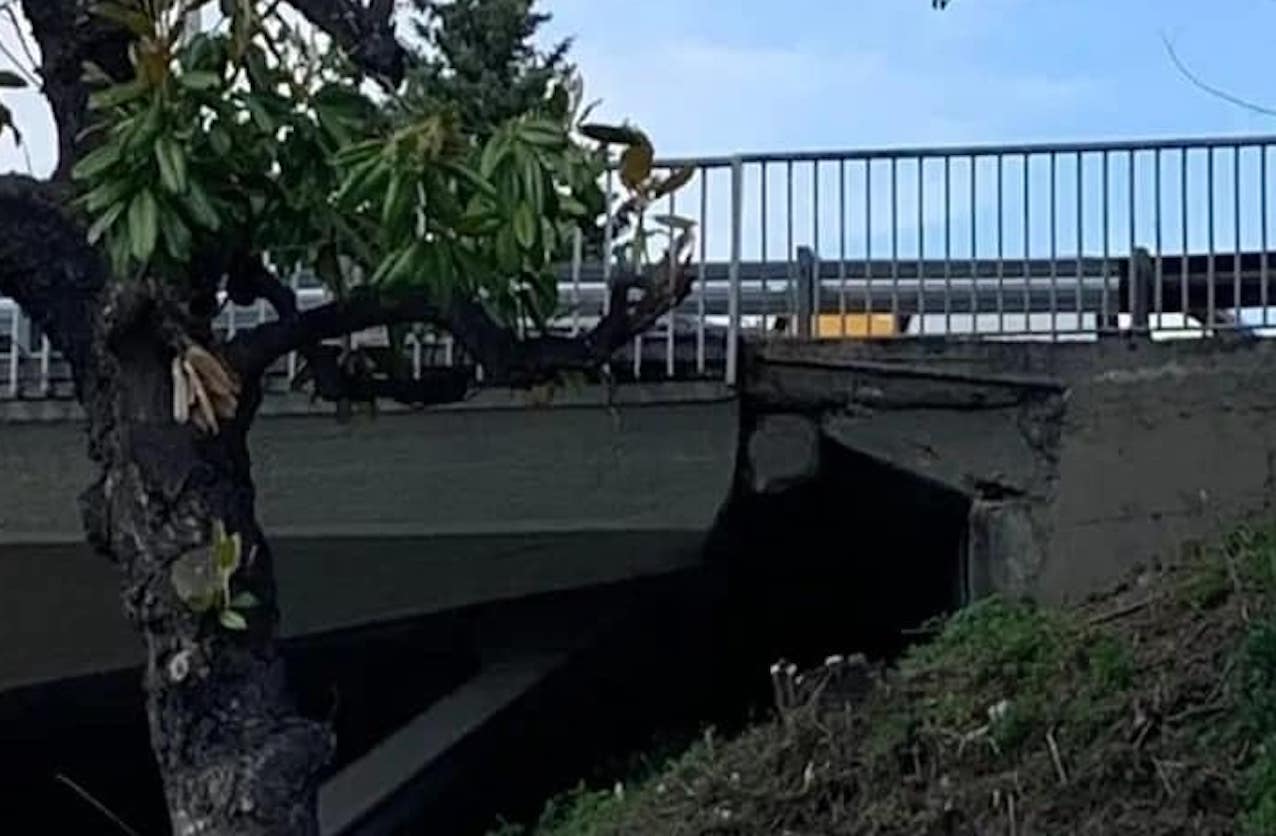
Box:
left=2, top=3, right=693, bottom=832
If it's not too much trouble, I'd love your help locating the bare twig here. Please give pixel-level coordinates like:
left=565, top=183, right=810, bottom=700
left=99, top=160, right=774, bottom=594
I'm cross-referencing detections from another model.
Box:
left=1087, top=596, right=1156, bottom=626
left=1046, top=728, right=1068, bottom=786
left=1153, top=758, right=1176, bottom=798
left=3, top=6, right=39, bottom=72
left=1163, top=33, right=1276, bottom=119
left=54, top=774, right=142, bottom=836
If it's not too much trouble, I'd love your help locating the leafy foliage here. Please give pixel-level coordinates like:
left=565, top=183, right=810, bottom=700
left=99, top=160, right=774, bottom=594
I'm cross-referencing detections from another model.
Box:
left=67, top=0, right=690, bottom=332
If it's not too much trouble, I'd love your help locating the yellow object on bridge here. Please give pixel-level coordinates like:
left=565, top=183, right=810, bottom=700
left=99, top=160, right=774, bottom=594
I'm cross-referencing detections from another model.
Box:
left=814, top=313, right=900, bottom=338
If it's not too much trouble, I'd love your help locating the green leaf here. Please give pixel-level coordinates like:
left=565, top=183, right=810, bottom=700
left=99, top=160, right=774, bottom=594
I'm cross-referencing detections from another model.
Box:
left=439, top=160, right=497, bottom=199
left=559, top=195, right=588, bottom=218
left=212, top=521, right=242, bottom=574
left=126, top=189, right=158, bottom=262
left=86, top=201, right=126, bottom=245
left=513, top=202, right=536, bottom=250
left=209, top=126, right=232, bottom=157
left=579, top=123, right=646, bottom=146
left=335, top=156, right=385, bottom=207
left=89, top=79, right=147, bottom=111
left=652, top=214, right=697, bottom=231
left=159, top=205, right=192, bottom=260
left=0, top=70, right=26, bottom=89
left=171, top=548, right=221, bottom=612
left=178, top=71, right=221, bottom=91
left=480, top=134, right=510, bottom=178
left=244, top=96, right=275, bottom=134
left=381, top=170, right=407, bottom=227
left=219, top=609, right=248, bottom=631
left=652, top=166, right=696, bottom=199
left=71, top=140, right=123, bottom=181
left=229, top=591, right=261, bottom=609
left=519, top=119, right=566, bottom=149
left=81, top=176, right=133, bottom=213
left=495, top=227, right=520, bottom=274
left=155, top=137, right=188, bottom=195
left=182, top=178, right=221, bottom=230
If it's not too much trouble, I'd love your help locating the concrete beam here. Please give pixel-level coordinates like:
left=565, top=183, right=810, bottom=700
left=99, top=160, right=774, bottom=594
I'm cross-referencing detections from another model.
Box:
left=748, top=337, right=1276, bottom=604
left=0, top=384, right=738, bottom=692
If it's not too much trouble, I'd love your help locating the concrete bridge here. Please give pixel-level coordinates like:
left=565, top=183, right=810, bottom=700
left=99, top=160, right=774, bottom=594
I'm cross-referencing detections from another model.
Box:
left=8, top=132, right=1276, bottom=833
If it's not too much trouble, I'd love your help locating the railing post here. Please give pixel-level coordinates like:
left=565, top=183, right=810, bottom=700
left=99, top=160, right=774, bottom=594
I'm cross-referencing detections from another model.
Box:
left=1129, top=247, right=1153, bottom=333
left=726, top=156, right=743, bottom=387
left=8, top=310, right=21, bottom=398
left=796, top=246, right=816, bottom=339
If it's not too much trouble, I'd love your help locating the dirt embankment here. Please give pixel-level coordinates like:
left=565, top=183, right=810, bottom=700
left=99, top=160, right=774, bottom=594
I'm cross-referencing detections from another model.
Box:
left=504, top=526, right=1276, bottom=835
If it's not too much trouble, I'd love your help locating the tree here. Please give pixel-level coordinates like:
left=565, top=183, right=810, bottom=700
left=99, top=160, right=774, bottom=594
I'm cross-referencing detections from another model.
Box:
left=0, top=1, right=695, bottom=833
left=405, top=0, right=574, bottom=137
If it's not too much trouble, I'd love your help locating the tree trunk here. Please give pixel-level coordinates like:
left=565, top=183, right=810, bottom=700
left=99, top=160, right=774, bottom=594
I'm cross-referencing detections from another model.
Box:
left=84, top=300, right=333, bottom=834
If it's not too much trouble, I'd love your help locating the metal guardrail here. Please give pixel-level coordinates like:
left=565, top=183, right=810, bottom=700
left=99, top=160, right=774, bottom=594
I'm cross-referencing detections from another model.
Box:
left=6, top=133, right=1276, bottom=399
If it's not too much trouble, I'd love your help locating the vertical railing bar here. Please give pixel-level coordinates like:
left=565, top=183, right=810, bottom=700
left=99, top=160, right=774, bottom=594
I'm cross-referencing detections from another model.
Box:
left=918, top=157, right=927, bottom=335
left=1208, top=148, right=1216, bottom=334
left=39, top=333, right=50, bottom=396
left=1264, top=145, right=1270, bottom=329
left=600, top=165, right=615, bottom=380
left=1182, top=149, right=1189, bottom=335
left=601, top=167, right=615, bottom=314
left=412, top=335, right=422, bottom=380
left=944, top=154, right=952, bottom=334
left=1102, top=151, right=1110, bottom=332
left=1050, top=151, right=1058, bottom=339
left=997, top=154, right=1005, bottom=335
left=761, top=163, right=769, bottom=337
left=1234, top=145, right=1242, bottom=331
left=1155, top=148, right=1164, bottom=331
left=1076, top=152, right=1084, bottom=332
left=1023, top=153, right=1031, bottom=335
left=8, top=310, right=20, bottom=397
left=286, top=268, right=299, bottom=383
left=865, top=159, right=873, bottom=336
left=838, top=159, right=847, bottom=336
left=891, top=157, right=900, bottom=337
left=813, top=160, right=821, bottom=341
left=1133, top=150, right=1143, bottom=334
left=570, top=226, right=583, bottom=336
left=727, top=157, right=743, bottom=385
left=787, top=160, right=795, bottom=334
left=665, top=184, right=676, bottom=377
left=970, top=156, right=978, bottom=333
left=697, top=168, right=707, bottom=375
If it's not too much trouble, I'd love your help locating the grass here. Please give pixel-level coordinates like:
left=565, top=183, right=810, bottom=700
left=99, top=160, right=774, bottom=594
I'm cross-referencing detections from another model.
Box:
left=495, top=522, right=1276, bottom=836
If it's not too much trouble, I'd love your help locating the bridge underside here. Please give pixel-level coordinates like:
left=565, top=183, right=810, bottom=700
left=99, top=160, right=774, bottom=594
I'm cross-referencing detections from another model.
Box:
left=0, top=383, right=737, bottom=693
left=746, top=335, right=1276, bottom=604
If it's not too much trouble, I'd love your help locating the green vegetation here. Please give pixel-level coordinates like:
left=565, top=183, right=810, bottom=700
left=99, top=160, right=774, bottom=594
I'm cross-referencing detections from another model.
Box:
left=499, top=524, right=1276, bottom=835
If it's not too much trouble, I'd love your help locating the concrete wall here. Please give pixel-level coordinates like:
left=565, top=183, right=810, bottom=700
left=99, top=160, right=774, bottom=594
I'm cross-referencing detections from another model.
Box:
left=0, top=384, right=737, bottom=691
left=749, top=337, right=1276, bottom=604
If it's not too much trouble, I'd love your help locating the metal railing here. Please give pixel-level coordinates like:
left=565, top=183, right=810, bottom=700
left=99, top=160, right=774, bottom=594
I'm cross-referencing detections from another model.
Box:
left=6, top=133, right=1276, bottom=399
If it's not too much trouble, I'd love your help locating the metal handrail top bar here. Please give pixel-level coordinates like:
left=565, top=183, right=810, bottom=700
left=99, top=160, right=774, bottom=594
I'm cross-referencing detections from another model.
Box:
left=648, top=133, right=1276, bottom=169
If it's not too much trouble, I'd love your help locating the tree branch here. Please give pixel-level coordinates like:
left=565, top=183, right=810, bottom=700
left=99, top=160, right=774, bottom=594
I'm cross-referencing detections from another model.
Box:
left=227, top=230, right=698, bottom=393
left=21, top=0, right=133, bottom=182
left=285, top=0, right=406, bottom=84
left=0, top=175, right=104, bottom=395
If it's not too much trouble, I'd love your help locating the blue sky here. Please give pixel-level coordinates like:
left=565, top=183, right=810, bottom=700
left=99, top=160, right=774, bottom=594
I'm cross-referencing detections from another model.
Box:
left=5, top=1, right=1276, bottom=172
left=540, top=0, right=1276, bottom=157
left=5, top=1, right=1276, bottom=270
